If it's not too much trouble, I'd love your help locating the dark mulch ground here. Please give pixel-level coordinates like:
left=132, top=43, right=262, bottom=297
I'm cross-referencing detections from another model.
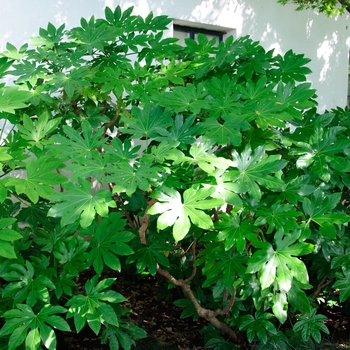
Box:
left=55, top=271, right=350, bottom=349
left=56, top=271, right=207, bottom=349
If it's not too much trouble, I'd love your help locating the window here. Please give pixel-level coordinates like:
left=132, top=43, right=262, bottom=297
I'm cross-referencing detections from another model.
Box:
left=173, top=24, right=225, bottom=46
left=172, top=21, right=234, bottom=46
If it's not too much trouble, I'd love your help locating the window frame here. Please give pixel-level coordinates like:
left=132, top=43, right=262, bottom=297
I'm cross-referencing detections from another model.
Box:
left=173, top=24, right=226, bottom=43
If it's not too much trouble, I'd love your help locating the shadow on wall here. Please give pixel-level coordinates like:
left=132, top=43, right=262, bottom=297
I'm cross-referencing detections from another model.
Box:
left=0, top=0, right=109, bottom=50
left=232, top=0, right=349, bottom=110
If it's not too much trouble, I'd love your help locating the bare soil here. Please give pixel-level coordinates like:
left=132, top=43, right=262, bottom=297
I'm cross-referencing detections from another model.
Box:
left=55, top=271, right=350, bottom=349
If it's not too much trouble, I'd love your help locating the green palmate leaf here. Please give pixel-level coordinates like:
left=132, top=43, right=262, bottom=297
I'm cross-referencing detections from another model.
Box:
left=280, top=175, right=315, bottom=204
left=302, top=190, right=349, bottom=239
left=8, top=326, right=28, bottom=350
left=0, top=147, right=12, bottom=167
left=250, top=98, right=286, bottom=130
left=255, top=201, right=301, bottom=234
left=54, top=271, right=77, bottom=299
left=144, top=142, right=184, bottom=164
left=92, top=66, right=131, bottom=96
left=274, top=49, right=312, bottom=83
left=153, top=114, right=199, bottom=146
left=230, top=146, right=286, bottom=201
left=197, top=244, right=247, bottom=290
left=246, top=229, right=314, bottom=292
left=48, top=178, right=116, bottom=228
left=239, top=310, right=277, bottom=343
left=64, top=151, right=110, bottom=182
left=289, top=109, right=334, bottom=140
left=199, top=117, right=247, bottom=146
left=155, top=83, right=210, bottom=113
left=66, top=275, right=126, bottom=334
left=5, top=155, right=66, bottom=203
left=289, top=124, right=349, bottom=182
left=0, top=241, right=17, bottom=259
left=16, top=112, right=62, bottom=149
left=216, top=212, right=258, bottom=252
left=53, top=236, right=89, bottom=276
left=0, top=304, right=69, bottom=350
left=140, top=32, right=181, bottom=66
left=82, top=213, right=135, bottom=275
left=148, top=187, right=224, bottom=242
left=47, top=66, right=92, bottom=98
left=0, top=86, right=32, bottom=114
left=242, top=127, right=278, bottom=150
left=331, top=247, right=350, bottom=270
left=127, top=243, right=174, bottom=276
left=332, top=270, right=350, bottom=303
left=50, top=120, right=107, bottom=159
left=293, top=309, right=329, bottom=344
left=25, top=328, right=40, bottom=349
left=204, top=74, right=242, bottom=118
left=272, top=291, right=288, bottom=324
left=101, top=321, right=147, bottom=350
left=205, top=336, right=239, bottom=350
left=0, top=57, right=15, bottom=77
left=173, top=298, right=200, bottom=320
left=68, top=16, right=119, bottom=54
left=157, top=59, right=193, bottom=85
left=104, top=138, right=141, bottom=163
left=276, top=82, right=316, bottom=111
left=1, top=260, right=56, bottom=307
left=107, top=161, right=161, bottom=196
left=175, top=142, right=236, bottom=174
left=238, top=76, right=274, bottom=101
left=0, top=218, right=21, bottom=259
left=287, top=280, right=312, bottom=314
left=120, top=104, right=172, bottom=139
left=11, top=60, right=48, bottom=86
left=37, top=22, right=66, bottom=46
left=205, top=169, right=246, bottom=207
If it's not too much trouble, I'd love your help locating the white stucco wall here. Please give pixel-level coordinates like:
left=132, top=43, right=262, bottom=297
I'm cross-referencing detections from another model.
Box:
left=0, top=0, right=349, bottom=111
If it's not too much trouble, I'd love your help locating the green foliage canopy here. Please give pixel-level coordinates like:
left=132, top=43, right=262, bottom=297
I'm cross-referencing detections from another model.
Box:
left=0, top=5, right=349, bottom=349
left=277, top=0, right=350, bottom=15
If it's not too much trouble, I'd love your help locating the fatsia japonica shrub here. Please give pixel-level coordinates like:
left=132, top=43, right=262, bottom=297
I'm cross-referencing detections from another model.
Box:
left=0, top=5, right=349, bottom=349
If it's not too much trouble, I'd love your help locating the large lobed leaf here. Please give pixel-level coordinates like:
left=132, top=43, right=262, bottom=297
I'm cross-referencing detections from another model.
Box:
left=148, top=187, right=224, bottom=242
left=246, top=229, right=314, bottom=292
left=48, top=178, right=116, bottom=228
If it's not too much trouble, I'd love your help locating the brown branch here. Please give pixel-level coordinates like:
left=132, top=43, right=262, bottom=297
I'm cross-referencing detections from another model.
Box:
left=102, top=107, right=121, bottom=139
left=226, top=204, right=233, bottom=215
left=70, top=100, right=81, bottom=116
left=213, top=209, right=219, bottom=222
left=183, top=240, right=197, bottom=283
left=313, top=276, right=333, bottom=299
left=101, top=100, right=107, bottom=115
left=157, top=266, right=238, bottom=343
left=222, top=289, right=229, bottom=306
left=215, top=288, right=236, bottom=316
left=139, top=198, right=157, bottom=245
left=124, top=211, right=136, bottom=229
